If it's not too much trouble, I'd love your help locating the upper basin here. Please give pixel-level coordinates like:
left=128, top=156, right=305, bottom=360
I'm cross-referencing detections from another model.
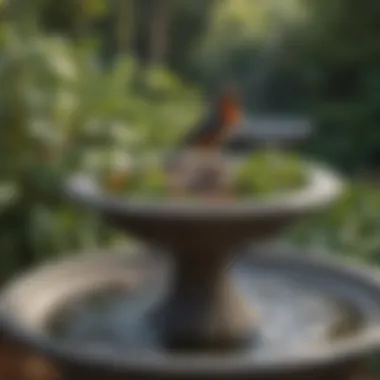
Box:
left=65, top=159, right=344, bottom=253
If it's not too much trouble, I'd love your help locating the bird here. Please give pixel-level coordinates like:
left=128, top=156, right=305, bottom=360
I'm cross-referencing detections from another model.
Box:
left=179, top=83, right=243, bottom=150
left=166, top=83, right=244, bottom=193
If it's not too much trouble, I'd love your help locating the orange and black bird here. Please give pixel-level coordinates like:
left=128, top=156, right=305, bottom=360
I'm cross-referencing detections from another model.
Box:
left=166, top=84, right=244, bottom=190
left=180, top=83, right=243, bottom=150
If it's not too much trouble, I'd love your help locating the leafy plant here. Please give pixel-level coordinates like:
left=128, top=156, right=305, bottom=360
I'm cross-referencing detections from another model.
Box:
left=0, top=10, right=202, bottom=278
left=236, top=150, right=306, bottom=196
left=286, top=182, right=380, bottom=264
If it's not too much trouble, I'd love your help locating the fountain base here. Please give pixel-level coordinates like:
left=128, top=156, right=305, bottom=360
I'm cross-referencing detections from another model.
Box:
left=1, top=248, right=380, bottom=380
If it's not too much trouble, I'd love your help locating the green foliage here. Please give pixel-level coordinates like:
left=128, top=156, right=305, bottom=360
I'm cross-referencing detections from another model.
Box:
left=187, top=0, right=307, bottom=112
left=168, top=0, right=216, bottom=78
left=71, top=57, right=202, bottom=160
left=0, top=11, right=202, bottom=278
left=236, top=151, right=306, bottom=196
left=0, top=24, right=104, bottom=276
left=105, top=164, right=168, bottom=199
left=41, top=0, right=108, bottom=34
left=287, top=182, right=380, bottom=264
left=294, top=0, right=380, bottom=170
left=191, top=0, right=269, bottom=88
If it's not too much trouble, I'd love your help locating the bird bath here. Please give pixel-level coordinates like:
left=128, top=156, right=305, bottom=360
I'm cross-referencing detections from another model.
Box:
left=1, top=156, right=380, bottom=380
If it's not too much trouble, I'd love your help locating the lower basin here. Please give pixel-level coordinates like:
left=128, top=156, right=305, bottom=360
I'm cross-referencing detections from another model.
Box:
left=1, top=249, right=380, bottom=380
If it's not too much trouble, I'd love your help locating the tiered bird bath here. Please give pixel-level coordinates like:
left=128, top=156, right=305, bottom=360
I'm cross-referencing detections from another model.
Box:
left=1, top=151, right=380, bottom=380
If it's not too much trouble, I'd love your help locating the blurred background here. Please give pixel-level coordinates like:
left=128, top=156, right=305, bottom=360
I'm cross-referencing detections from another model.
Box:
left=0, top=0, right=379, bottom=283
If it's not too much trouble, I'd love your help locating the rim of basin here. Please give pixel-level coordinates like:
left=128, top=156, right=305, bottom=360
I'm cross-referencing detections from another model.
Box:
left=65, top=161, right=344, bottom=220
